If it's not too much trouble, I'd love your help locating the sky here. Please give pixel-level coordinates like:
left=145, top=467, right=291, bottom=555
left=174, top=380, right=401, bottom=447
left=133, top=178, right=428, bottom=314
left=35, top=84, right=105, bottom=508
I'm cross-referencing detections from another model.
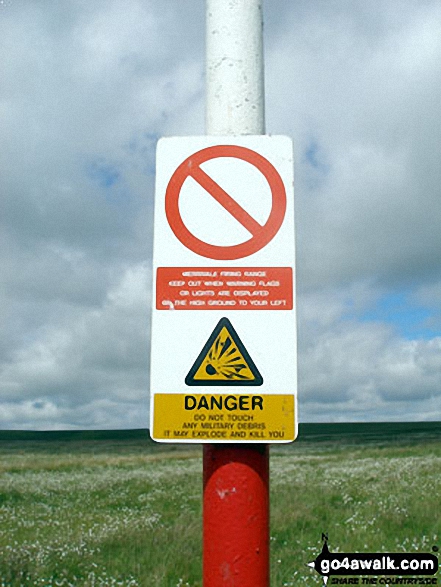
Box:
left=1, top=0, right=440, bottom=429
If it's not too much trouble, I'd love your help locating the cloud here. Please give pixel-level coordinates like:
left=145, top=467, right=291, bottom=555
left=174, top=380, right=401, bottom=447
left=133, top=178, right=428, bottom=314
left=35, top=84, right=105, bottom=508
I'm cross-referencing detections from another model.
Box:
left=0, top=263, right=150, bottom=430
left=264, top=0, right=441, bottom=421
left=0, top=0, right=204, bottom=429
left=265, top=0, right=441, bottom=291
left=1, top=0, right=440, bottom=427
left=299, top=288, right=441, bottom=422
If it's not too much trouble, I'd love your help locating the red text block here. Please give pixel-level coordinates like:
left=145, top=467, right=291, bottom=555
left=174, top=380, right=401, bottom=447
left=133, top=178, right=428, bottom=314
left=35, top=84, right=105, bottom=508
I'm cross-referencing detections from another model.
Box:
left=156, top=267, right=293, bottom=310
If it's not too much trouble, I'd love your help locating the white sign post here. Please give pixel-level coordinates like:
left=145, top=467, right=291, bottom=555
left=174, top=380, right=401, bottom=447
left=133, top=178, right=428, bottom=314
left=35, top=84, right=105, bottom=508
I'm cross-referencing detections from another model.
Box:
left=150, top=134, right=296, bottom=443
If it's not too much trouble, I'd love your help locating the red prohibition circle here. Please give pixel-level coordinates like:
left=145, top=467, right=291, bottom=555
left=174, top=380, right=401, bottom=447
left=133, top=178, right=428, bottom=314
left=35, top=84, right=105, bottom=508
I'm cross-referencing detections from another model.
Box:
left=165, top=145, right=287, bottom=260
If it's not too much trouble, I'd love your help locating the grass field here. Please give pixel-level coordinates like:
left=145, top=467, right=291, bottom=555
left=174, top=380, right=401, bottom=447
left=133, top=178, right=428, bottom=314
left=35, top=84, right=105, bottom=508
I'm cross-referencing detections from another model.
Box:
left=0, top=423, right=440, bottom=586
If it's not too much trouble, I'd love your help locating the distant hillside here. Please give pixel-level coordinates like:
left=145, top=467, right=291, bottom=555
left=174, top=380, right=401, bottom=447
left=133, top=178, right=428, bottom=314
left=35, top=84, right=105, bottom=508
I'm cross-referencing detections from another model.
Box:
left=0, top=421, right=439, bottom=445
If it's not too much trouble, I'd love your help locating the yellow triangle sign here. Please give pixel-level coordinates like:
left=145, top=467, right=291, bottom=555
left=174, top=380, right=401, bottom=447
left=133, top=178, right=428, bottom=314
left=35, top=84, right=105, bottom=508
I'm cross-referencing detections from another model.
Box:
left=185, top=317, right=263, bottom=386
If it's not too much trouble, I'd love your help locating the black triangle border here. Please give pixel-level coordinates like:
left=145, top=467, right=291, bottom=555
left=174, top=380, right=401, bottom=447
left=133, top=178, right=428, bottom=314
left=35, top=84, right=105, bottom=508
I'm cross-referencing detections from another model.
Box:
left=185, top=317, right=263, bottom=386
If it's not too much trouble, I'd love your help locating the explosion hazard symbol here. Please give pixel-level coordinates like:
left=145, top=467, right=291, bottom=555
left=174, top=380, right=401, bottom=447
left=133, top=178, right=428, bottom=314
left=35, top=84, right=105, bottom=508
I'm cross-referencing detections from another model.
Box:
left=185, top=317, right=263, bottom=386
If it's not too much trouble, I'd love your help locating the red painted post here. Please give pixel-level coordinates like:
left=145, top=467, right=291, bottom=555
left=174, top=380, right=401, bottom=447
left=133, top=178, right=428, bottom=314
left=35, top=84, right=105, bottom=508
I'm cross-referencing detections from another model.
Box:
left=203, top=445, right=269, bottom=587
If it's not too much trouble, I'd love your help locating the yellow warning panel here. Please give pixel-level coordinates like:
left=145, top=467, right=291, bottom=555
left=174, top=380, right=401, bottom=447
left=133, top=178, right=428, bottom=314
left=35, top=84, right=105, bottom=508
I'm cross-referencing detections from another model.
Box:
left=185, top=317, right=263, bottom=386
left=152, top=393, right=296, bottom=442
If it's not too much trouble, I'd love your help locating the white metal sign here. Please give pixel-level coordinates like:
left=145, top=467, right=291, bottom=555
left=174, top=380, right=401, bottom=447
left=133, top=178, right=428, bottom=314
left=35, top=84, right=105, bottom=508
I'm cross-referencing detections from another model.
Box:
left=150, top=135, right=297, bottom=442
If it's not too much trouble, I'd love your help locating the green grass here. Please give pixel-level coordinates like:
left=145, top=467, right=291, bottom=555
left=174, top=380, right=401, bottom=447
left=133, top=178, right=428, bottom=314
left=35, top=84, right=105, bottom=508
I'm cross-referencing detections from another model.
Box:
left=0, top=424, right=440, bottom=586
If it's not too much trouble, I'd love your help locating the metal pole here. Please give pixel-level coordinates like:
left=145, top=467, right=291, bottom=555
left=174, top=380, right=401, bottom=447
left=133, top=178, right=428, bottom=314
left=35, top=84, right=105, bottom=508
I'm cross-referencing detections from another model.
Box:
left=203, top=444, right=269, bottom=586
left=204, top=2, right=269, bottom=586
left=206, top=0, right=265, bottom=136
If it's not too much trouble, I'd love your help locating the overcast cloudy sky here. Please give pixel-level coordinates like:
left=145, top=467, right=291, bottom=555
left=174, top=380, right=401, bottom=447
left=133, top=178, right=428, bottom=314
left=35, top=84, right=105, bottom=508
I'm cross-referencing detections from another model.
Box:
left=1, top=0, right=440, bottom=429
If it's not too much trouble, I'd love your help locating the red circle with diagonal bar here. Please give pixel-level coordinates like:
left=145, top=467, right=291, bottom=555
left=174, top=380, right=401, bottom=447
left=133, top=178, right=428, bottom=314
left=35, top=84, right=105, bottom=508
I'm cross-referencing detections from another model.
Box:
left=165, top=145, right=287, bottom=260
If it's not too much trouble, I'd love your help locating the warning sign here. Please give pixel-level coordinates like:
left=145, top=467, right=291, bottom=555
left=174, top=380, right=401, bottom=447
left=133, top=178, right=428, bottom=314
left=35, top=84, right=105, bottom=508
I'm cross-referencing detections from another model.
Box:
left=185, top=317, right=263, bottom=386
left=150, top=135, right=297, bottom=444
left=153, top=393, right=295, bottom=441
